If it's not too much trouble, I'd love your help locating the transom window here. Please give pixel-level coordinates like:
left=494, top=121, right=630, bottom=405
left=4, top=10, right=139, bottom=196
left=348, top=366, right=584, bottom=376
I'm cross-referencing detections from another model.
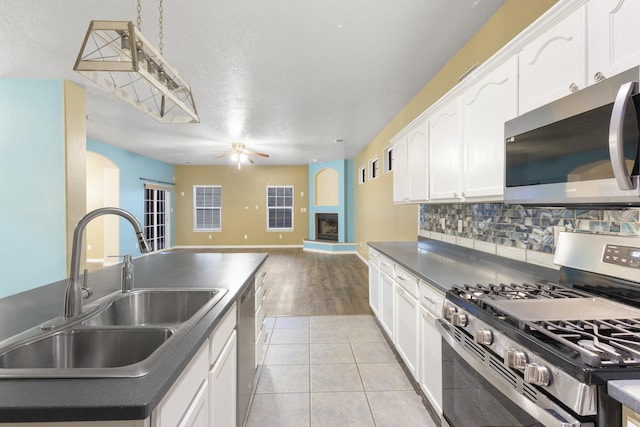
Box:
left=194, top=185, right=221, bottom=231
left=266, top=186, right=293, bottom=231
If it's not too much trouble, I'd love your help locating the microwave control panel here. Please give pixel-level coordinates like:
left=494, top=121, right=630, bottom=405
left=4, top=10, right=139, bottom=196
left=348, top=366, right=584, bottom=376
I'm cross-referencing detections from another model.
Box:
left=602, top=245, right=640, bottom=269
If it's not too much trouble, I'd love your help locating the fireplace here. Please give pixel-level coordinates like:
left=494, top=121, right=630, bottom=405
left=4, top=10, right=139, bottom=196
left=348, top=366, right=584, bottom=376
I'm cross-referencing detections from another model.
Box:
left=316, top=213, right=338, bottom=241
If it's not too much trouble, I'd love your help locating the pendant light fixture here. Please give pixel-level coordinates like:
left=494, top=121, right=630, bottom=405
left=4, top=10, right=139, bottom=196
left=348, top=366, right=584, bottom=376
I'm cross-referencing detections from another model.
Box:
left=73, top=0, right=199, bottom=123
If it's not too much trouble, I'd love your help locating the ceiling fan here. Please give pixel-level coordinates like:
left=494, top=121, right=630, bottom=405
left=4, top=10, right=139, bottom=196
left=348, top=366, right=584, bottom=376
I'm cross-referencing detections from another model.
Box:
left=216, top=142, right=270, bottom=167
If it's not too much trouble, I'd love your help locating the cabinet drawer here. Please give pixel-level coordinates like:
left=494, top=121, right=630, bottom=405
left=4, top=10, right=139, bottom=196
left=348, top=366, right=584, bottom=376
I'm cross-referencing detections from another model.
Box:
left=209, top=303, right=237, bottom=365
left=255, top=301, right=266, bottom=338
left=369, top=249, right=380, bottom=267
left=419, top=281, right=444, bottom=317
left=380, top=256, right=395, bottom=277
left=395, top=266, right=419, bottom=298
left=255, top=282, right=267, bottom=308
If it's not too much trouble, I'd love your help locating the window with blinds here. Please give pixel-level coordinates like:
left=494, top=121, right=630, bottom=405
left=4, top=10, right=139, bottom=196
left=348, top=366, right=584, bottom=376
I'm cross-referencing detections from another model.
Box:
left=194, top=185, right=222, bottom=231
left=266, top=185, right=293, bottom=231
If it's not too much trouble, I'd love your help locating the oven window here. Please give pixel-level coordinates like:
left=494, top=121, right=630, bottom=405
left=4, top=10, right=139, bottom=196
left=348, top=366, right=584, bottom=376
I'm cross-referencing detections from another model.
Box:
left=442, top=339, right=544, bottom=427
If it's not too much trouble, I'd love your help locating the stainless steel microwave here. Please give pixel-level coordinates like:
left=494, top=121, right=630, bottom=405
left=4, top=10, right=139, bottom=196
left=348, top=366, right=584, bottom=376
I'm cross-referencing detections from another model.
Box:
left=504, top=66, right=640, bottom=205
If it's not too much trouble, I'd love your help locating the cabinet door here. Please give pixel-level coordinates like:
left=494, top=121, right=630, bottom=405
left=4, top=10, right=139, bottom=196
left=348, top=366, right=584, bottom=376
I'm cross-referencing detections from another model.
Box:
left=518, top=5, right=586, bottom=114
left=379, top=271, right=395, bottom=340
left=420, top=307, right=442, bottom=415
left=368, top=263, right=380, bottom=316
left=394, top=285, right=419, bottom=380
left=462, top=57, right=517, bottom=200
left=209, top=330, right=237, bottom=427
left=588, top=0, right=640, bottom=83
left=153, top=342, right=209, bottom=427
left=429, top=96, right=462, bottom=201
left=392, top=138, right=409, bottom=203
left=179, top=381, right=209, bottom=427
left=406, top=118, right=429, bottom=201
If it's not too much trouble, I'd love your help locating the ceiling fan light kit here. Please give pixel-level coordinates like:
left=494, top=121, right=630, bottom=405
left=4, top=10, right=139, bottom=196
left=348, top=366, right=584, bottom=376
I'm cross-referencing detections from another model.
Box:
left=73, top=1, right=198, bottom=123
left=216, top=142, right=270, bottom=169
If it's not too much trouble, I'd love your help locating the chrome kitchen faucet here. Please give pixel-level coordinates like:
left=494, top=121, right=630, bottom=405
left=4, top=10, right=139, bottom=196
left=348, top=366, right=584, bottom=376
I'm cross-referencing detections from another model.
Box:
left=64, top=207, right=152, bottom=319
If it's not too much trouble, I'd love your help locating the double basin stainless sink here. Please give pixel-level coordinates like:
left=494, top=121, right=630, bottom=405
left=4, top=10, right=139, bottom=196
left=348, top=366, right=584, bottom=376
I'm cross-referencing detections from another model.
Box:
left=0, top=288, right=227, bottom=378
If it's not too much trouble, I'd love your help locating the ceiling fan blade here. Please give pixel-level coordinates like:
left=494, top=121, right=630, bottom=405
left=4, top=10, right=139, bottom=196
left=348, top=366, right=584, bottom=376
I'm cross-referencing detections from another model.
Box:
left=243, top=149, right=270, bottom=158
left=215, top=152, right=233, bottom=158
left=248, top=157, right=255, bottom=164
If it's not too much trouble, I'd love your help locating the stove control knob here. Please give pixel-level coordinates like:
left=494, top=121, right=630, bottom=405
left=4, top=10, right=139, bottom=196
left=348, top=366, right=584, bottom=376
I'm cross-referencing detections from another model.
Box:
left=442, top=304, right=456, bottom=320
left=474, top=328, right=493, bottom=345
left=451, top=312, right=468, bottom=327
left=505, top=349, right=527, bottom=369
left=524, top=363, right=551, bottom=386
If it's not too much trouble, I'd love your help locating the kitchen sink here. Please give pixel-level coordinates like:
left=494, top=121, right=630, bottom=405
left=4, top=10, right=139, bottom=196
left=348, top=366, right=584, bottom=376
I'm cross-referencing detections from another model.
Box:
left=0, top=288, right=228, bottom=378
left=0, top=328, right=174, bottom=370
left=83, top=289, right=227, bottom=326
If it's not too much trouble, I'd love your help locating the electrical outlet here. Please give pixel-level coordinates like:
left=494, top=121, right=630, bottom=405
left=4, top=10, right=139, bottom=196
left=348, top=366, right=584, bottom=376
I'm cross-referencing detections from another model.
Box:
left=279, top=234, right=283, bottom=239
left=458, top=219, right=463, bottom=233
left=208, top=235, right=212, bottom=239
left=244, top=234, right=248, bottom=240
left=440, top=218, right=446, bottom=229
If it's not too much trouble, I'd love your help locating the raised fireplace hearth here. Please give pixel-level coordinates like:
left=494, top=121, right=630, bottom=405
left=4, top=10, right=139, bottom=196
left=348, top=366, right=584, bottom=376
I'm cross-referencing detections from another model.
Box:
left=316, top=213, right=338, bottom=242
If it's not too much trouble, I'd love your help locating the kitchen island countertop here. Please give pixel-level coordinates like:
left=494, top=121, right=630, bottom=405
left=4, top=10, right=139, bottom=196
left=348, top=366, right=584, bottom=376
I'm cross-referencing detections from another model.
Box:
left=0, top=251, right=267, bottom=423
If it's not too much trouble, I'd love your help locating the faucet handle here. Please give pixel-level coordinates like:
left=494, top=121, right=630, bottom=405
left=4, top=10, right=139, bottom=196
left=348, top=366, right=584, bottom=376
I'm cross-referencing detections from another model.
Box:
left=81, top=268, right=93, bottom=299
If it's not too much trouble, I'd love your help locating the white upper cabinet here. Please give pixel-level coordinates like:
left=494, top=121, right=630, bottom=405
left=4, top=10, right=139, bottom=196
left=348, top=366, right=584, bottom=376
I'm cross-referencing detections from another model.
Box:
left=461, top=57, right=518, bottom=201
left=391, top=116, right=428, bottom=204
left=391, top=136, right=409, bottom=203
left=518, top=5, right=587, bottom=114
left=428, top=96, right=462, bottom=202
left=587, top=0, right=640, bottom=82
left=406, top=118, right=429, bottom=202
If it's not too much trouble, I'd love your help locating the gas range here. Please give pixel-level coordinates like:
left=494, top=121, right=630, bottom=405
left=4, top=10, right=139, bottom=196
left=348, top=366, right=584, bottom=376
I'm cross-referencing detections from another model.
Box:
left=439, top=232, right=640, bottom=427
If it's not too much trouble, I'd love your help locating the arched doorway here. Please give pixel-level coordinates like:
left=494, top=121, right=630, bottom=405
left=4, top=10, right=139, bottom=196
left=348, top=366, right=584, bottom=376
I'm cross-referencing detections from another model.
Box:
left=86, top=151, right=120, bottom=267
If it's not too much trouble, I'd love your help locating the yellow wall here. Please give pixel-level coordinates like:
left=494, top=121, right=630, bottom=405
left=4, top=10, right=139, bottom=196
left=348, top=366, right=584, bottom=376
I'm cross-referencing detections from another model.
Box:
left=174, top=165, right=309, bottom=246
left=63, top=80, right=87, bottom=271
left=353, top=0, right=558, bottom=258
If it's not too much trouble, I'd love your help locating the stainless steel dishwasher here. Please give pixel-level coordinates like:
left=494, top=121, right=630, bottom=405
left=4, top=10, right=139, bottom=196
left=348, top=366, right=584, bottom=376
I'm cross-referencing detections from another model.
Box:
left=237, top=282, right=255, bottom=427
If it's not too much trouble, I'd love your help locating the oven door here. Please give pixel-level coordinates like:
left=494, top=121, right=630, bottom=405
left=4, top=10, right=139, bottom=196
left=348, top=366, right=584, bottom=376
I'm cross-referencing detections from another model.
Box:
left=437, top=320, right=594, bottom=427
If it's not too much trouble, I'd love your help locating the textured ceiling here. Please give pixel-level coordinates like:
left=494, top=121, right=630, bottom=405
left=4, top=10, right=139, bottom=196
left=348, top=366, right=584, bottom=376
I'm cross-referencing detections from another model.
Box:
left=0, top=0, right=505, bottom=166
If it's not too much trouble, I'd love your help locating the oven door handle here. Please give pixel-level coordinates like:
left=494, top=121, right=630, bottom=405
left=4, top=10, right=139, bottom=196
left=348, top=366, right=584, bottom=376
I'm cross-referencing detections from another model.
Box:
left=435, top=319, right=594, bottom=427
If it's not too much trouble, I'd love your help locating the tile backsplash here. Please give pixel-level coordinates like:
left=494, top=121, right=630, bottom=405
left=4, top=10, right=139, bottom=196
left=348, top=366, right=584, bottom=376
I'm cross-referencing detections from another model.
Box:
left=419, top=203, right=640, bottom=266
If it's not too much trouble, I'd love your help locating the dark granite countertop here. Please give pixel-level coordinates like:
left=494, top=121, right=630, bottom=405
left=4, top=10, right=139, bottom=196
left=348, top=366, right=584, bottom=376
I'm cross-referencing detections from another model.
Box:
left=0, top=251, right=267, bottom=422
left=368, top=240, right=558, bottom=292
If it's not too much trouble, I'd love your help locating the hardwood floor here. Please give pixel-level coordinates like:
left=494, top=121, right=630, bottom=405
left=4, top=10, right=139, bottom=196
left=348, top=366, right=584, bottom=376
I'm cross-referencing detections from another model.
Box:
left=168, top=248, right=371, bottom=316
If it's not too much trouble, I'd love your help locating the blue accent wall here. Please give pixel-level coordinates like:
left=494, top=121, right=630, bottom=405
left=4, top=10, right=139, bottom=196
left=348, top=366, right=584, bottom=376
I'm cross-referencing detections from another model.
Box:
left=87, top=140, right=175, bottom=254
left=0, top=79, right=67, bottom=297
left=308, top=160, right=355, bottom=242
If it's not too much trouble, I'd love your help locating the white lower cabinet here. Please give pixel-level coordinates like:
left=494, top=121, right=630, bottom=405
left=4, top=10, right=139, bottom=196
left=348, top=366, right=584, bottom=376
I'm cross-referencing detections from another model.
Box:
left=420, top=305, right=443, bottom=415
left=208, top=303, right=238, bottom=427
left=368, top=250, right=381, bottom=316
left=152, top=341, right=210, bottom=427
left=394, top=280, right=419, bottom=380
left=209, top=330, right=237, bottom=427
left=379, top=269, right=395, bottom=340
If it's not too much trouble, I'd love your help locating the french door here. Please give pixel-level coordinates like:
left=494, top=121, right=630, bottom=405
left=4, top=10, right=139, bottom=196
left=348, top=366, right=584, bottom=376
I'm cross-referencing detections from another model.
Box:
left=144, top=187, right=170, bottom=252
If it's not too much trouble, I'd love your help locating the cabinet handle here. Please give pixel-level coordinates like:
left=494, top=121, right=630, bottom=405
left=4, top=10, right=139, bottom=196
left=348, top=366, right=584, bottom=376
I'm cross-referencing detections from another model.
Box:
left=569, top=82, right=579, bottom=93
left=594, top=71, right=605, bottom=82
left=397, top=275, right=407, bottom=282
left=423, top=296, right=436, bottom=304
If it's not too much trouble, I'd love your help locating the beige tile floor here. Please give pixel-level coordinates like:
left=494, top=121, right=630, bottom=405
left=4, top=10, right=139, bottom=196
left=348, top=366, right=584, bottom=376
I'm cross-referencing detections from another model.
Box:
left=244, top=315, right=438, bottom=427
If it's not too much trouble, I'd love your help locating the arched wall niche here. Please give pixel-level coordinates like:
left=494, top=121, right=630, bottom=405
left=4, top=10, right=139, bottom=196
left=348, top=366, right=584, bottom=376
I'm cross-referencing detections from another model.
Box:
left=314, top=168, right=339, bottom=206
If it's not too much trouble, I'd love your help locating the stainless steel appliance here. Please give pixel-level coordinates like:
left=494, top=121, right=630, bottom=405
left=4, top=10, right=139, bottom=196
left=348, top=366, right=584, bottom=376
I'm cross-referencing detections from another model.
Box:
left=504, top=66, right=640, bottom=205
left=438, top=232, right=640, bottom=426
